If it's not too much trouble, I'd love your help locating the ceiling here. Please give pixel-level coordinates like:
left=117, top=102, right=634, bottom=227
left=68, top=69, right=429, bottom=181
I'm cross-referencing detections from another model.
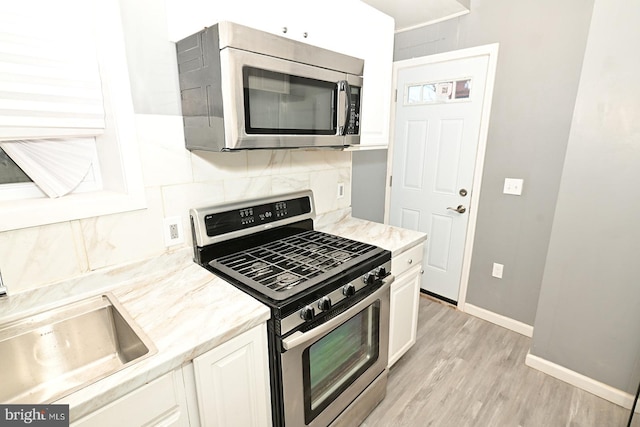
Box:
left=361, top=0, right=470, bottom=33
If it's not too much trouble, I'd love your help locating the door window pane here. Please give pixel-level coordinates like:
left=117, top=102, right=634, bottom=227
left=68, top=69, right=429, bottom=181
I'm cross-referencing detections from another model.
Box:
left=407, top=85, right=422, bottom=104
left=455, top=79, right=472, bottom=99
left=405, top=78, right=472, bottom=105
left=423, top=84, right=436, bottom=102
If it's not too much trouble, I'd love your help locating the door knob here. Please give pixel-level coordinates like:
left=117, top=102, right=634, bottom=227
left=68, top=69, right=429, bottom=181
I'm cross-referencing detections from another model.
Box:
left=447, top=205, right=466, bottom=214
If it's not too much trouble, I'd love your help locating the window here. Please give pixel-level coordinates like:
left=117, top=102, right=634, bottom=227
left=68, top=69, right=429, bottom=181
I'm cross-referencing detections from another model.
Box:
left=0, top=148, right=30, bottom=184
left=405, top=78, right=473, bottom=105
left=0, top=0, right=106, bottom=198
left=0, top=0, right=146, bottom=232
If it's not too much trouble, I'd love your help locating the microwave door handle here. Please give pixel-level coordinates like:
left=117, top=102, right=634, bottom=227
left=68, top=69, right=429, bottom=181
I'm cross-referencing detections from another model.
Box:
left=337, top=80, right=351, bottom=136
left=342, top=81, right=352, bottom=135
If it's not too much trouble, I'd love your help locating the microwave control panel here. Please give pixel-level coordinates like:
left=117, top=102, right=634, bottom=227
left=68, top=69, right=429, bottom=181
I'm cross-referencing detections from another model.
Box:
left=346, top=86, right=361, bottom=135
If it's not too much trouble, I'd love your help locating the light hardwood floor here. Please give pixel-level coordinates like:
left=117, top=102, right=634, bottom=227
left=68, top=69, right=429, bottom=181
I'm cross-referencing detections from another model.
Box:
left=362, top=295, right=635, bottom=427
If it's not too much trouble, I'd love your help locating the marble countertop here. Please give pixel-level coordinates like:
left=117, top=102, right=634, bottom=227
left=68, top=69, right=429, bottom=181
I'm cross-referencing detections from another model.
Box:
left=0, top=212, right=426, bottom=421
left=316, top=210, right=427, bottom=256
left=0, top=248, right=271, bottom=421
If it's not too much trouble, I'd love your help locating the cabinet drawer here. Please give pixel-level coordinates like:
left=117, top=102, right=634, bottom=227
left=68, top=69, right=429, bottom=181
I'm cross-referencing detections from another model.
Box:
left=391, top=243, right=424, bottom=277
left=71, top=371, right=189, bottom=427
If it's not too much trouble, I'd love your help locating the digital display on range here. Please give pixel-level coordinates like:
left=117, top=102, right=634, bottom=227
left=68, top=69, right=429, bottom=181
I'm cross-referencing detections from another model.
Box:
left=205, top=196, right=311, bottom=236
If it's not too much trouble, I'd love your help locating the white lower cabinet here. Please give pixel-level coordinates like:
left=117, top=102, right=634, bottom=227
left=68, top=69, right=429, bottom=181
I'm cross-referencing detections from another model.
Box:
left=192, top=324, right=272, bottom=427
left=388, top=243, right=424, bottom=367
left=72, top=324, right=271, bottom=427
left=71, top=370, right=190, bottom=427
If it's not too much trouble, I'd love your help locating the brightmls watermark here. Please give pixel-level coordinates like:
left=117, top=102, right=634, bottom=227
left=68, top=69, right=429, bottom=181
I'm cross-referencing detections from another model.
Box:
left=0, top=405, right=68, bottom=426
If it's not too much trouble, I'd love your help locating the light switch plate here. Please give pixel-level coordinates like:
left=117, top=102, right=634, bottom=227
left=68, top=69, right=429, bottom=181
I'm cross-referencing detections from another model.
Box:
left=492, top=263, right=504, bottom=279
left=503, top=178, right=524, bottom=195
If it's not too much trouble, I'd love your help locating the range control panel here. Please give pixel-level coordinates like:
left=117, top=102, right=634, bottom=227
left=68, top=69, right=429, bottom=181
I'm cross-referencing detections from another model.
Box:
left=279, top=260, right=392, bottom=336
left=204, top=195, right=311, bottom=236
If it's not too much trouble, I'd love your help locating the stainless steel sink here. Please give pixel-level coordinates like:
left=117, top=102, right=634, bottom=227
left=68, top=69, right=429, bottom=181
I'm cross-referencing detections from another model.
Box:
left=0, top=293, right=156, bottom=403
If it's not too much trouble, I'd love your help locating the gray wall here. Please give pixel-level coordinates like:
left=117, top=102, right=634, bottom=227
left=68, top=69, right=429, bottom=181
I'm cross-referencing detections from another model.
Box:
left=352, top=150, right=388, bottom=223
left=531, top=0, right=640, bottom=393
left=391, top=0, right=594, bottom=324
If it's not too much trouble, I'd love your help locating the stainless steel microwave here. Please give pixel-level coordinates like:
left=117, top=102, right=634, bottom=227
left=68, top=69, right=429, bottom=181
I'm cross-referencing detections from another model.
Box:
left=175, top=21, right=364, bottom=151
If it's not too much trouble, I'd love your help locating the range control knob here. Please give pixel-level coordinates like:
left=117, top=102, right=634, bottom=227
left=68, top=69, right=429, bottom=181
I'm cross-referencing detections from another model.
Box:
left=317, top=297, right=332, bottom=311
left=377, top=267, right=387, bottom=278
left=362, top=273, right=373, bottom=284
left=300, top=306, right=315, bottom=321
left=343, top=284, right=356, bottom=297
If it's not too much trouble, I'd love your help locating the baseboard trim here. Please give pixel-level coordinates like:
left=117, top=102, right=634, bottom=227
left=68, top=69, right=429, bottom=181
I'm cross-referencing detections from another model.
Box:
left=463, top=303, right=533, bottom=337
left=525, top=352, right=638, bottom=412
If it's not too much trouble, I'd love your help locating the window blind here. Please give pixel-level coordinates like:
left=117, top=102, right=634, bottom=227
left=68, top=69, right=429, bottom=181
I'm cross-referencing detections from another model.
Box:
left=0, top=0, right=105, bottom=140
left=0, top=0, right=105, bottom=198
left=0, top=138, right=95, bottom=198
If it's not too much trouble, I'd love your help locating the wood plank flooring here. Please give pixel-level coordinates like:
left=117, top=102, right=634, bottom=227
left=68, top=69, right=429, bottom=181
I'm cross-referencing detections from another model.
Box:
left=362, top=295, right=635, bottom=427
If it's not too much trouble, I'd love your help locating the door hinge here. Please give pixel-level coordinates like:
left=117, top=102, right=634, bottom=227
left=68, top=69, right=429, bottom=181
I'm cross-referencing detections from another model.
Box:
left=394, top=89, right=398, bottom=103
left=389, top=175, right=393, bottom=187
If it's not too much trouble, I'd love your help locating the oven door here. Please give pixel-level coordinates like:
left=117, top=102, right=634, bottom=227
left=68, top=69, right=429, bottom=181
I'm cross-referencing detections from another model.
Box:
left=220, top=47, right=362, bottom=150
left=280, top=280, right=390, bottom=427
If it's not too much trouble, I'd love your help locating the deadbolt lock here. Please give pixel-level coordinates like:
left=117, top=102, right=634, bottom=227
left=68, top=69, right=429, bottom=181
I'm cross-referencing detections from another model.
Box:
left=459, top=188, right=468, bottom=197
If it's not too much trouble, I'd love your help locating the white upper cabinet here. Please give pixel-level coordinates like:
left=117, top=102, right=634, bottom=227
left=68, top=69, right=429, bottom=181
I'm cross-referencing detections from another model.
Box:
left=165, top=0, right=394, bottom=148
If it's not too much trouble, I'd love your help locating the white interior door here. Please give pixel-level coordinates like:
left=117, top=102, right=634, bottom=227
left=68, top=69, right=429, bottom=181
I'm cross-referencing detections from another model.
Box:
left=388, top=52, right=491, bottom=303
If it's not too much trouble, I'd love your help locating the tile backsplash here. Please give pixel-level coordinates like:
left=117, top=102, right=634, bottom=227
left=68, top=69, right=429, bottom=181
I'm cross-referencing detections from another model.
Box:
left=0, top=114, right=352, bottom=294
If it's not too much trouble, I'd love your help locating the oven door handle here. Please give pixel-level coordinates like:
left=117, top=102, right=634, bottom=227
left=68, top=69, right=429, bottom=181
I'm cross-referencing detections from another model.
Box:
left=281, top=277, right=393, bottom=351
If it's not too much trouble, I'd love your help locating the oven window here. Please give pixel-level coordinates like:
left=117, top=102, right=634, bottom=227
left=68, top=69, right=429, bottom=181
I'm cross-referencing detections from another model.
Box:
left=303, top=301, right=380, bottom=423
left=243, top=67, right=337, bottom=135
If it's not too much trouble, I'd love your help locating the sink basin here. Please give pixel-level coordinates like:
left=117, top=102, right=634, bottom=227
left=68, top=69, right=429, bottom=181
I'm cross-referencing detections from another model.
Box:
left=0, top=293, right=156, bottom=403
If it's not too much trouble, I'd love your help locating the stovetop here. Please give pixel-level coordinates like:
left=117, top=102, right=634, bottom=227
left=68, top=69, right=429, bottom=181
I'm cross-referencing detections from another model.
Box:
left=206, top=229, right=389, bottom=306
left=191, top=190, right=391, bottom=309
left=212, top=230, right=378, bottom=293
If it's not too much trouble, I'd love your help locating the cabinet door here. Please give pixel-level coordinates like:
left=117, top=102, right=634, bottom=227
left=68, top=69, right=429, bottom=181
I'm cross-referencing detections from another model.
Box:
left=292, top=1, right=393, bottom=148
left=350, top=2, right=394, bottom=148
left=193, top=324, right=271, bottom=427
left=388, top=264, right=422, bottom=367
left=71, top=370, right=190, bottom=427
left=165, top=0, right=307, bottom=42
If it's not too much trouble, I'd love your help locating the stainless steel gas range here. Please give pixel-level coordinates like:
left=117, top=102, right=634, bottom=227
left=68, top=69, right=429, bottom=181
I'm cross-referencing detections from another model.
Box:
left=190, top=190, right=393, bottom=427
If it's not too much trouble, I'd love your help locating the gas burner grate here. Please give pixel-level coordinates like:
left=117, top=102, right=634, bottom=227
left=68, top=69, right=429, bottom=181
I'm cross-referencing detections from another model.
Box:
left=214, top=230, right=378, bottom=292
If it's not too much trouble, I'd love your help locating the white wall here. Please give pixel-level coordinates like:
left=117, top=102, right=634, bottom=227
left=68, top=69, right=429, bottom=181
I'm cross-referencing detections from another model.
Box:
left=0, top=0, right=352, bottom=295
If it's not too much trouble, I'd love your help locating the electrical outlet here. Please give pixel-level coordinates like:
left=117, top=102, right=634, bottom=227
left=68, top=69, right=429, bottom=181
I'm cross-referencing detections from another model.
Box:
left=337, top=183, right=345, bottom=199
left=163, top=216, right=184, bottom=247
left=169, top=223, right=179, bottom=240
left=492, top=263, right=504, bottom=279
